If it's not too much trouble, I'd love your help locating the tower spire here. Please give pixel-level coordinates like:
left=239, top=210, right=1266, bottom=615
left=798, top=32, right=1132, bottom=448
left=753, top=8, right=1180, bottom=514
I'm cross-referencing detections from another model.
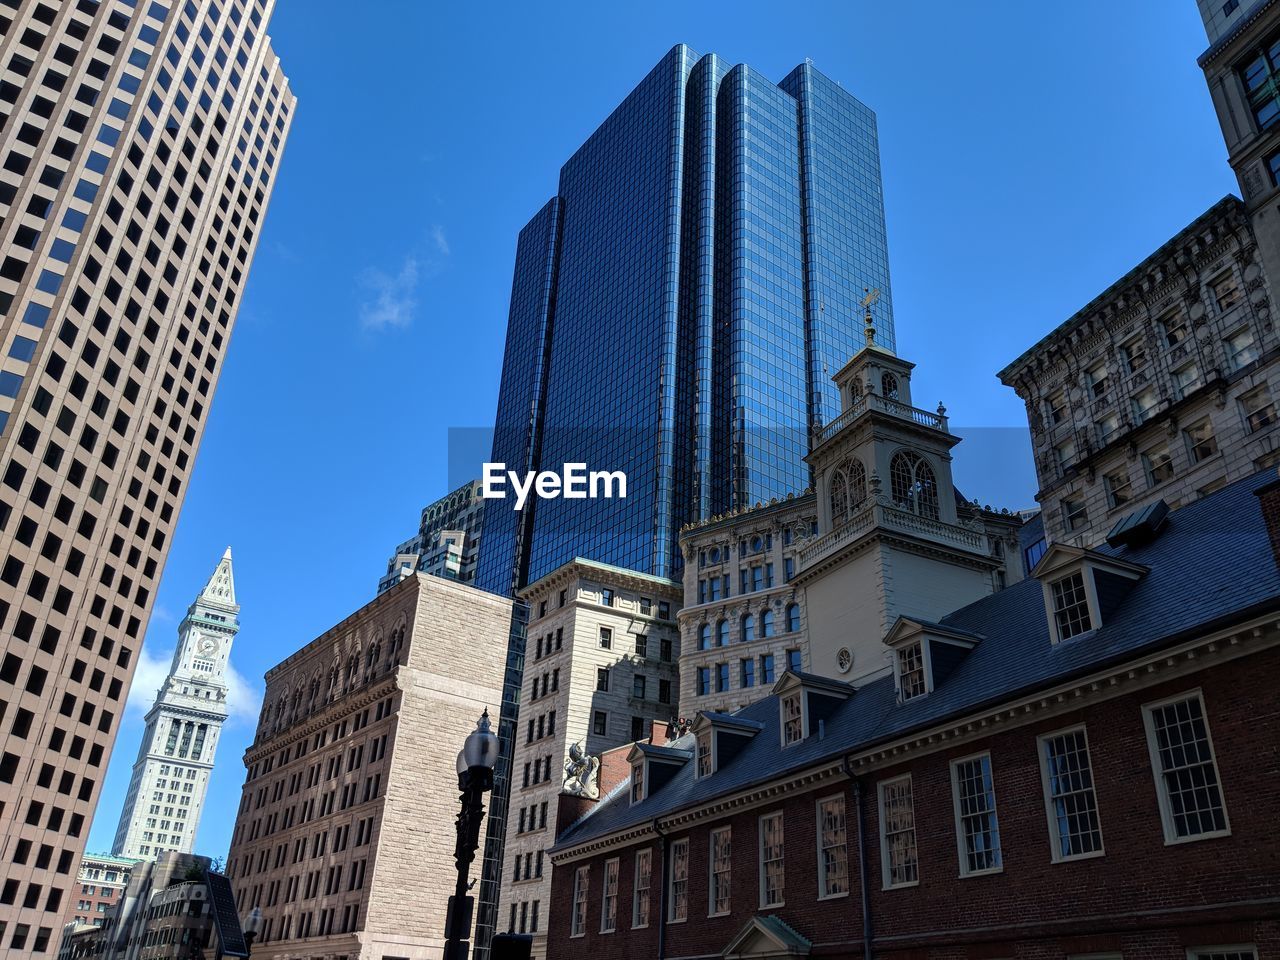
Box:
left=199, top=546, right=236, bottom=607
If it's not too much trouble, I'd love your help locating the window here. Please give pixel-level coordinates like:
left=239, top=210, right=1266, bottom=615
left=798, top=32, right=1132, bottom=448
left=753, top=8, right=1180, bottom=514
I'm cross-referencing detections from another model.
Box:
left=1097, top=468, right=1130, bottom=510
left=596, top=668, right=609, bottom=692
left=1133, top=387, right=1159, bottom=423
left=696, top=667, right=710, bottom=696
left=740, top=657, right=755, bottom=688
left=1211, top=272, right=1241, bottom=311
left=1039, top=727, right=1103, bottom=861
left=1241, top=384, right=1276, bottom=433
left=817, top=794, right=849, bottom=898
left=781, top=693, right=803, bottom=745
left=600, top=588, right=614, bottom=607
left=741, top=614, right=755, bottom=643
left=1187, top=947, right=1257, bottom=960
left=698, top=624, right=710, bottom=651
left=897, top=643, right=927, bottom=701
left=570, top=866, right=589, bottom=937
left=709, top=827, right=731, bottom=915
left=760, top=653, right=776, bottom=685
left=593, top=711, right=607, bottom=737
left=1162, top=312, right=1189, bottom=347
left=1172, top=362, right=1201, bottom=398
left=758, top=811, right=785, bottom=907
left=951, top=753, right=1002, bottom=875
left=630, top=761, right=644, bottom=803
left=1185, top=419, right=1218, bottom=464
left=668, top=838, right=688, bottom=922
left=1225, top=327, right=1259, bottom=370
left=878, top=776, right=918, bottom=888
left=786, top=604, right=800, bottom=633
left=1143, top=691, right=1229, bottom=842
left=760, top=609, right=775, bottom=637
left=1062, top=497, right=1087, bottom=533
left=600, top=858, right=618, bottom=933
left=716, top=619, right=728, bottom=646
left=632, top=675, right=646, bottom=700
left=1050, top=571, right=1093, bottom=640
left=599, top=627, right=612, bottom=650
left=1086, top=362, right=1109, bottom=398
left=1047, top=391, right=1067, bottom=424
left=633, top=848, right=651, bottom=928
left=787, top=649, right=802, bottom=673
left=1096, top=413, right=1119, bottom=445
left=890, top=451, right=939, bottom=519
left=1056, top=438, right=1076, bottom=470
left=1121, top=336, right=1147, bottom=373
left=716, top=663, right=729, bottom=693
left=696, top=730, right=712, bottom=778
left=1143, top=443, right=1175, bottom=486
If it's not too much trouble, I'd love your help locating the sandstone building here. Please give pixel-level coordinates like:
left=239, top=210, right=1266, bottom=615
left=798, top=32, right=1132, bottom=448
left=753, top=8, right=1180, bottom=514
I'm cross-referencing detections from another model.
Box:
left=224, top=573, right=513, bottom=960
left=0, top=1, right=293, bottom=951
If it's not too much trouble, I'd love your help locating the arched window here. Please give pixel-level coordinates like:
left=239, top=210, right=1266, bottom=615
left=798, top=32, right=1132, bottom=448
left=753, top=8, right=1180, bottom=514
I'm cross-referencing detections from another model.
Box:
left=717, top=619, right=729, bottom=647
left=761, top=609, right=775, bottom=638
left=830, top=468, right=848, bottom=522
left=845, top=458, right=867, bottom=511
left=741, top=615, right=756, bottom=644
left=699, top=624, right=711, bottom=651
left=890, top=450, right=940, bottom=520
left=786, top=603, right=800, bottom=633
left=882, top=372, right=900, bottom=400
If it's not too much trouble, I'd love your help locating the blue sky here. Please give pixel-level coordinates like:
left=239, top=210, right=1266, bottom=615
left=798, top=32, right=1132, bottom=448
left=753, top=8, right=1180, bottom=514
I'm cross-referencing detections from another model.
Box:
left=85, top=0, right=1237, bottom=858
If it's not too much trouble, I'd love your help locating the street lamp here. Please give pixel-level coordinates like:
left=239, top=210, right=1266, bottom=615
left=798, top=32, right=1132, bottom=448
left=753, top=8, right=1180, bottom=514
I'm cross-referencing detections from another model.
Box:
left=242, top=907, right=263, bottom=953
left=443, top=710, right=499, bottom=960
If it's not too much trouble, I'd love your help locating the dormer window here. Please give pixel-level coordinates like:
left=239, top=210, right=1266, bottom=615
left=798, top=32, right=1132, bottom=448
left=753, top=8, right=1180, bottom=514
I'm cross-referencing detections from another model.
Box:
left=630, top=761, right=645, bottom=803
left=896, top=643, right=927, bottom=701
left=781, top=693, right=803, bottom=745
left=1050, top=572, right=1092, bottom=640
left=696, top=730, right=712, bottom=778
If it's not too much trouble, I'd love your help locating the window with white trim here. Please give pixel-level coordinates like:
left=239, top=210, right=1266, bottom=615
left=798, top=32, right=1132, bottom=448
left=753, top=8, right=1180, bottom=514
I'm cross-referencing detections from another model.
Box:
left=878, top=775, right=918, bottom=887
left=759, top=811, right=785, bottom=906
left=600, top=858, right=618, bottom=933
left=1104, top=467, right=1132, bottom=509
left=1132, top=387, right=1159, bottom=423
left=1143, top=443, right=1175, bottom=486
left=781, top=693, right=803, bottom=745
left=1172, top=361, right=1201, bottom=398
left=1184, top=419, right=1218, bottom=464
left=897, top=643, right=927, bottom=701
left=1241, top=384, right=1277, bottom=433
left=668, top=838, right=688, bottom=922
left=632, top=848, right=651, bottom=928
left=951, top=753, right=1002, bottom=875
left=1187, top=947, right=1257, bottom=960
left=1039, top=727, right=1103, bottom=860
left=709, top=826, right=731, bottom=916
left=1143, top=692, right=1229, bottom=842
left=1225, top=327, right=1260, bottom=370
left=696, top=730, right=712, bottom=778
left=1050, top=571, right=1092, bottom=640
left=817, top=793, right=849, bottom=898
left=630, top=761, right=645, bottom=803
left=570, top=865, right=589, bottom=937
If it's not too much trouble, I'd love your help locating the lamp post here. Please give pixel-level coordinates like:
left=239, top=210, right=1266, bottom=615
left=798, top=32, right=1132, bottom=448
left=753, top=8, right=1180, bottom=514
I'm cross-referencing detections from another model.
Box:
left=242, top=907, right=263, bottom=954
left=443, top=710, right=499, bottom=960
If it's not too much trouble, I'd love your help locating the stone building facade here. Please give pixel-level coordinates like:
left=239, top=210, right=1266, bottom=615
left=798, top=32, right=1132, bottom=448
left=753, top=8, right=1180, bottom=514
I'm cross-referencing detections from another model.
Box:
left=541, top=471, right=1280, bottom=960
left=62, top=853, right=135, bottom=930
left=377, top=479, right=485, bottom=594
left=499, top=559, right=680, bottom=960
left=224, top=573, right=514, bottom=960
left=999, top=196, right=1279, bottom=546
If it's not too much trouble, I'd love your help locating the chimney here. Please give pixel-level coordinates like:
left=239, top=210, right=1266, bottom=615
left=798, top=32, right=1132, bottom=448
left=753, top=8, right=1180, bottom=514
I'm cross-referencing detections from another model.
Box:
left=1254, top=470, right=1280, bottom=564
left=553, top=741, right=635, bottom=839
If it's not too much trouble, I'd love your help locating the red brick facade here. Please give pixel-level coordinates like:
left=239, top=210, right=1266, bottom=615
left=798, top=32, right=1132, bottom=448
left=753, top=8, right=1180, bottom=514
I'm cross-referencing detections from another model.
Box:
left=546, top=645, right=1279, bottom=960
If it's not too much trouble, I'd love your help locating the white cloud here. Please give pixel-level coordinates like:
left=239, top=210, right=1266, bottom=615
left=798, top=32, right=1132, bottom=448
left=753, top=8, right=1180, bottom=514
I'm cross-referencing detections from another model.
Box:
left=431, top=224, right=450, bottom=256
left=357, top=256, right=420, bottom=331
left=125, top=644, right=263, bottom=728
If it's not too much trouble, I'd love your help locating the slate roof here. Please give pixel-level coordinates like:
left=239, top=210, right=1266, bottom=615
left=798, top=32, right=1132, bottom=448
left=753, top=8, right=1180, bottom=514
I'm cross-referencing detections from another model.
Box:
left=554, top=468, right=1280, bottom=853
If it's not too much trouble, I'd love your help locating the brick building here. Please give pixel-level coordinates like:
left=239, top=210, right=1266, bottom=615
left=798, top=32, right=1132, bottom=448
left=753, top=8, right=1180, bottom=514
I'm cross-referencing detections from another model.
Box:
left=543, top=470, right=1280, bottom=960
left=223, top=573, right=516, bottom=960
left=62, top=853, right=134, bottom=929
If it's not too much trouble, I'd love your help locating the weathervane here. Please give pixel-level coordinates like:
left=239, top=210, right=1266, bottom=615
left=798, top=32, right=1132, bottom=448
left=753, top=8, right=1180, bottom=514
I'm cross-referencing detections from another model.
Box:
left=861, top=287, right=881, bottom=347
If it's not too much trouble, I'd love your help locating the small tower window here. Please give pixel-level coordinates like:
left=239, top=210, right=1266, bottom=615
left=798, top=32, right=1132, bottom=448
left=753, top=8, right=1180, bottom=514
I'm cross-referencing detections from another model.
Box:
left=630, top=761, right=645, bottom=803
left=882, top=372, right=899, bottom=400
left=1050, top=572, right=1092, bottom=640
left=890, top=451, right=939, bottom=520
left=829, top=459, right=867, bottom=523
left=781, top=693, right=803, bottom=745
left=896, top=644, right=927, bottom=701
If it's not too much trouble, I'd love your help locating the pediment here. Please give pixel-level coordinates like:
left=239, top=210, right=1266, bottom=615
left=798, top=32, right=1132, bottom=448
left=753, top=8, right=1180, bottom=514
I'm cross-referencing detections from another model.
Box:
left=722, top=915, right=811, bottom=958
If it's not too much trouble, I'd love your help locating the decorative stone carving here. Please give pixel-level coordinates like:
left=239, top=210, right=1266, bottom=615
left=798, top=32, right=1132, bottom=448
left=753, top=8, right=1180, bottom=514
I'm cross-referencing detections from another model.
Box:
left=562, top=742, right=600, bottom=800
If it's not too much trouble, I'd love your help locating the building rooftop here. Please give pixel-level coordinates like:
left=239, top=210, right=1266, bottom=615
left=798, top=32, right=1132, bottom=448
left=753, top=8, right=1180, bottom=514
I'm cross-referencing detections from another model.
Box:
left=555, top=468, right=1280, bottom=852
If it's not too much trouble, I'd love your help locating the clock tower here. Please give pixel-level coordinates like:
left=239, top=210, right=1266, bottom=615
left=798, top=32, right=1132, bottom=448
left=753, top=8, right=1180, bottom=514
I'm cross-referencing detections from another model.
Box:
left=111, top=548, right=240, bottom=860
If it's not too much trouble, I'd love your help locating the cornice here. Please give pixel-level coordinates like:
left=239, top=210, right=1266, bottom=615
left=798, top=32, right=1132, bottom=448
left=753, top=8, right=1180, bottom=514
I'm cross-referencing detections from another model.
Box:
left=241, top=673, right=398, bottom=766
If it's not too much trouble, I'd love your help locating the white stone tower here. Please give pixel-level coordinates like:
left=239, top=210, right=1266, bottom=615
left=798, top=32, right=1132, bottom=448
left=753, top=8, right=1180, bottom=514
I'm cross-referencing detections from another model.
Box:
left=111, top=549, right=240, bottom=860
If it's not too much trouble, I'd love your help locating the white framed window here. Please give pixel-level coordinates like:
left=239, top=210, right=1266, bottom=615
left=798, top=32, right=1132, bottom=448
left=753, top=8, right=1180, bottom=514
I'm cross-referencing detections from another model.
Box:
left=816, top=793, right=849, bottom=899
left=1172, top=361, right=1201, bottom=398
left=1186, top=946, right=1257, bottom=960
left=1086, top=361, right=1109, bottom=398
left=1096, top=413, right=1120, bottom=445
left=1162, top=312, right=1189, bottom=347
left=1211, top=271, right=1241, bottom=311
left=630, top=761, right=645, bottom=803
left=696, top=729, right=712, bottom=778
left=1038, top=726, right=1104, bottom=861
left=781, top=693, right=803, bottom=745
left=668, top=838, right=688, bottom=922
left=600, top=858, right=618, bottom=933
left=1050, top=571, right=1093, bottom=641
left=1104, top=467, right=1132, bottom=509
left=1225, top=327, right=1260, bottom=370
left=1063, top=496, right=1088, bottom=532
left=1143, top=443, right=1175, bottom=486
left=1047, top=391, right=1067, bottom=424
left=709, top=826, right=732, bottom=916
left=951, top=752, right=1002, bottom=876
left=1056, top=438, right=1076, bottom=469
left=1184, top=419, right=1218, bottom=464
left=1121, top=336, right=1147, bottom=373
left=1132, top=387, right=1159, bottom=423
left=570, top=865, right=589, bottom=937
left=873, top=776, right=917, bottom=890
left=632, top=848, right=651, bottom=929
left=1142, top=690, right=1230, bottom=843
left=759, top=810, right=785, bottom=907
left=897, top=643, right=927, bottom=701
left=1241, top=384, right=1277, bottom=433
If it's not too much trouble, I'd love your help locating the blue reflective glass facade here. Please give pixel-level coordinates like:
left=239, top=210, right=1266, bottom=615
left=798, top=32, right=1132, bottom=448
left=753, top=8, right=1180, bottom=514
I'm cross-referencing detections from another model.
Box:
left=477, top=44, right=894, bottom=594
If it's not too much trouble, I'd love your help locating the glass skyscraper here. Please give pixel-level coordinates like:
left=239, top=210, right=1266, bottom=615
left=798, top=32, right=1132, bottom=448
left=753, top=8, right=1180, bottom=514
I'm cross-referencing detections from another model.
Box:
left=478, top=43, right=894, bottom=595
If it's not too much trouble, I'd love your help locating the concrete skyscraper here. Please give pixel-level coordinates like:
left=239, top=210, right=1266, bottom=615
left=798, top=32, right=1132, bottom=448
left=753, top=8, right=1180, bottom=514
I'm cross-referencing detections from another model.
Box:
left=110, top=548, right=238, bottom=860
left=0, top=1, right=292, bottom=953
left=478, top=43, right=895, bottom=597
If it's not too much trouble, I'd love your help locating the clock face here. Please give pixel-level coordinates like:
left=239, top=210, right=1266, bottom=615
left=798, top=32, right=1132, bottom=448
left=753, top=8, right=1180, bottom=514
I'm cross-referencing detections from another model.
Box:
left=197, top=637, right=217, bottom=657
